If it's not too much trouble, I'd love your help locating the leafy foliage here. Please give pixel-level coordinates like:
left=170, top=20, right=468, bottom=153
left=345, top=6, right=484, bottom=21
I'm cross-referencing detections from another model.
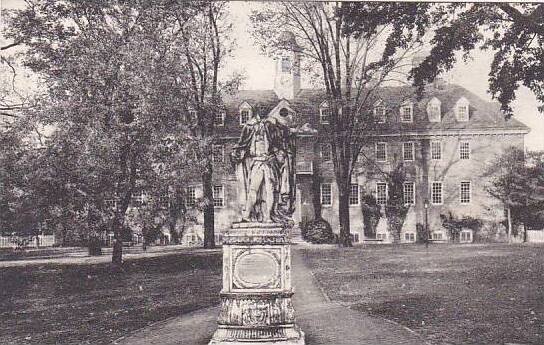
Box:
left=301, top=218, right=335, bottom=244
left=250, top=2, right=431, bottom=246
left=401, top=4, right=544, bottom=115
left=440, top=212, right=482, bottom=242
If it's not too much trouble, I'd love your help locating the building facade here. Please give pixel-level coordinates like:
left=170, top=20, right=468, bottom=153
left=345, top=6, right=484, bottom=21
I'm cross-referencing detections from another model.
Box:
left=179, top=39, right=530, bottom=245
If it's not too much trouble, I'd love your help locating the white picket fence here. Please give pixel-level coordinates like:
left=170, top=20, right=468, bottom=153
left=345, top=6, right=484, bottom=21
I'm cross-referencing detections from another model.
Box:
left=0, top=235, right=56, bottom=248
left=527, top=230, right=544, bottom=243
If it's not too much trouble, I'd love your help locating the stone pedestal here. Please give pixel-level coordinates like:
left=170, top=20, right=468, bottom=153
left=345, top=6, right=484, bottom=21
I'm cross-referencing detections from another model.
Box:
left=208, top=222, right=305, bottom=345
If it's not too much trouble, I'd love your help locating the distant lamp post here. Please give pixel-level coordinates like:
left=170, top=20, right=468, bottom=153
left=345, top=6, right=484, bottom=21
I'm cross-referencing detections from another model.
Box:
left=424, top=199, right=430, bottom=248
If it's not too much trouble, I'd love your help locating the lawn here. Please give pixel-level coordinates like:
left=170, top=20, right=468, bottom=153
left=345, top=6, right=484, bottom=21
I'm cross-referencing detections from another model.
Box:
left=0, top=250, right=222, bottom=345
left=299, top=243, right=544, bottom=345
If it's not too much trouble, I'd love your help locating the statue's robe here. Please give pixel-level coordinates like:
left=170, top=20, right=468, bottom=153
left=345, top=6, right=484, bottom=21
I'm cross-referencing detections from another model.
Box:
left=231, top=116, right=295, bottom=223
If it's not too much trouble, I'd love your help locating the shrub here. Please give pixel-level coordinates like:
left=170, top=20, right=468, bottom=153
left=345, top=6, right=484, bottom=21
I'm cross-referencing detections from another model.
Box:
left=301, top=218, right=335, bottom=244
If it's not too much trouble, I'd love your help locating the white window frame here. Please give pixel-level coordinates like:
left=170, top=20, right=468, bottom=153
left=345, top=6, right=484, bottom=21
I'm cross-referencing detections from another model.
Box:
left=427, top=97, right=441, bottom=122
left=213, top=185, right=224, bottom=208
left=319, top=101, right=330, bottom=124
left=212, top=144, right=225, bottom=163
left=431, top=181, right=443, bottom=205
left=460, top=230, right=472, bottom=242
left=376, top=142, right=387, bottom=162
left=455, top=97, right=470, bottom=121
left=431, top=141, right=442, bottom=160
left=376, top=182, right=388, bottom=205
left=459, top=141, right=470, bottom=160
left=186, top=186, right=196, bottom=207
left=349, top=184, right=360, bottom=206
left=320, top=143, right=332, bottom=161
left=404, top=233, right=416, bottom=242
left=400, top=101, right=413, bottom=123
left=432, top=232, right=444, bottom=240
left=402, top=142, right=415, bottom=161
left=374, top=100, right=386, bottom=123
left=320, top=183, right=332, bottom=206
left=403, top=182, right=415, bottom=205
left=460, top=181, right=471, bottom=204
left=214, top=111, right=225, bottom=126
left=239, top=102, right=252, bottom=125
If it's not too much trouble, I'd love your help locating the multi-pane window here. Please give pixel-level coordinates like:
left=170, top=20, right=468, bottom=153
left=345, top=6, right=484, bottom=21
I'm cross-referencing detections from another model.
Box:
left=159, top=190, right=170, bottom=209
left=186, top=186, right=196, bottom=207
left=374, top=104, right=386, bottom=123
left=213, top=185, right=224, bottom=207
left=214, top=112, right=225, bottom=126
left=320, top=143, right=332, bottom=161
left=431, top=181, right=443, bottom=205
left=349, top=184, right=360, bottom=206
left=431, top=141, right=442, bottom=160
left=400, top=102, right=413, bottom=122
left=460, top=181, right=471, bottom=204
left=188, top=109, right=198, bottom=120
left=403, top=182, right=415, bottom=205
left=376, top=142, right=387, bottom=162
left=403, top=142, right=414, bottom=161
left=320, top=103, right=330, bottom=124
left=459, top=142, right=470, bottom=160
left=105, top=199, right=117, bottom=209
left=432, top=232, right=443, bottom=240
left=212, top=144, right=224, bottom=163
left=427, top=97, right=441, bottom=122
left=376, top=182, right=388, bottom=205
left=404, top=233, right=415, bottom=242
left=460, top=231, right=472, bottom=242
left=320, top=183, right=332, bottom=206
left=131, top=191, right=146, bottom=208
left=457, top=105, right=469, bottom=121
left=240, top=109, right=251, bottom=125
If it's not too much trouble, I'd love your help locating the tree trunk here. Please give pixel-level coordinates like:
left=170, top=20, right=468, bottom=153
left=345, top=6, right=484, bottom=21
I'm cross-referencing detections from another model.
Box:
left=202, top=161, right=215, bottom=249
left=507, top=206, right=512, bottom=243
left=311, top=142, right=322, bottom=220
left=337, top=183, right=352, bottom=247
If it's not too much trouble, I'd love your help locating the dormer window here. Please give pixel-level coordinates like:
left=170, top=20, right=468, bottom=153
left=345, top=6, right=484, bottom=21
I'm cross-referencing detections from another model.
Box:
left=214, top=111, right=225, bottom=126
left=239, top=102, right=252, bottom=125
left=319, top=101, right=330, bottom=124
left=455, top=97, right=470, bottom=121
left=400, top=101, right=413, bottom=123
left=374, top=100, right=386, bottom=123
left=427, top=97, right=441, bottom=122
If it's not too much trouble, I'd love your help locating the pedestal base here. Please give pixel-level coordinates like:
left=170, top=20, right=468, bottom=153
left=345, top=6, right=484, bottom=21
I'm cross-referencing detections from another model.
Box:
left=209, top=222, right=305, bottom=345
left=208, top=329, right=305, bottom=345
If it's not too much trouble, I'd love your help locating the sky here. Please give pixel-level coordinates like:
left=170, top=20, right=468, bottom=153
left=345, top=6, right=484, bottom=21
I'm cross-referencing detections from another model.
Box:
left=2, top=0, right=543, bottom=150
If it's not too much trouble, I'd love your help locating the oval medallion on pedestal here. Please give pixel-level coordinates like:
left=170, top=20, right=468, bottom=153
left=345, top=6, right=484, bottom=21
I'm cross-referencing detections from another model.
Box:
left=233, top=251, right=280, bottom=289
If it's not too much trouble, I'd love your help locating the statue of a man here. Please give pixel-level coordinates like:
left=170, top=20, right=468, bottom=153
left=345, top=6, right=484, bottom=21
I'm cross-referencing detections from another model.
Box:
left=230, top=108, right=295, bottom=223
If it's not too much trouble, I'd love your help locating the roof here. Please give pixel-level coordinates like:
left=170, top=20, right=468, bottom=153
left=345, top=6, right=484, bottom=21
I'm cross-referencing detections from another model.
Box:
left=217, top=84, right=530, bottom=138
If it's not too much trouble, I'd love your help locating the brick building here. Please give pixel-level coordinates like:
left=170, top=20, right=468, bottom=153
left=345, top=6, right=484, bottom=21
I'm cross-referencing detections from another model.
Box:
left=180, top=41, right=530, bottom=245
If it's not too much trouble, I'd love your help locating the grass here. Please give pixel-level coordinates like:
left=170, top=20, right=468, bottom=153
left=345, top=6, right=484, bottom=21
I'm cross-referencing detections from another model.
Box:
left=299, top=243, right=544, bottom=345
left=0, top=250, right=222, bottom=345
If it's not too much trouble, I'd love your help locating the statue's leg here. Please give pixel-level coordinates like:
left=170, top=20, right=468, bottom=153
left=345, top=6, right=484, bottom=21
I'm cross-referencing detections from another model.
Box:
left=262, top=167, right=276, bottom=223
left=244, top=166, right=265, bottom=221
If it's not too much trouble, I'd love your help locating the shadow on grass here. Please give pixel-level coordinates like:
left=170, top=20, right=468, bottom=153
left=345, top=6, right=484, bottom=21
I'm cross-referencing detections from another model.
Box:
left=0, top=250, right=222, bottom=345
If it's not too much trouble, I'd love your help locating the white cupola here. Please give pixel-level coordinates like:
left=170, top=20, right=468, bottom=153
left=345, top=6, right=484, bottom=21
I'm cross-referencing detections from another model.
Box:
left=273, top=31, right=301, bottom=100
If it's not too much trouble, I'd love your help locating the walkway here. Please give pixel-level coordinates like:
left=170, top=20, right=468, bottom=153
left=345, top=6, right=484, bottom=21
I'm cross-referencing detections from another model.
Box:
left=112, top=248, right=428, bottom=345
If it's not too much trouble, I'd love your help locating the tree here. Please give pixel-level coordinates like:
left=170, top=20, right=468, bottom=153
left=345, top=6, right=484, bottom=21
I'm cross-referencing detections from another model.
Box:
left=483, top=147, right=544, bottom=241
left=251, top=2, right=431, bottom=246
left=4, top=0, right=218, bottom=264
left=404, top=3, right=544, bottom=115
left=174, top=1, right=235, bottom=249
